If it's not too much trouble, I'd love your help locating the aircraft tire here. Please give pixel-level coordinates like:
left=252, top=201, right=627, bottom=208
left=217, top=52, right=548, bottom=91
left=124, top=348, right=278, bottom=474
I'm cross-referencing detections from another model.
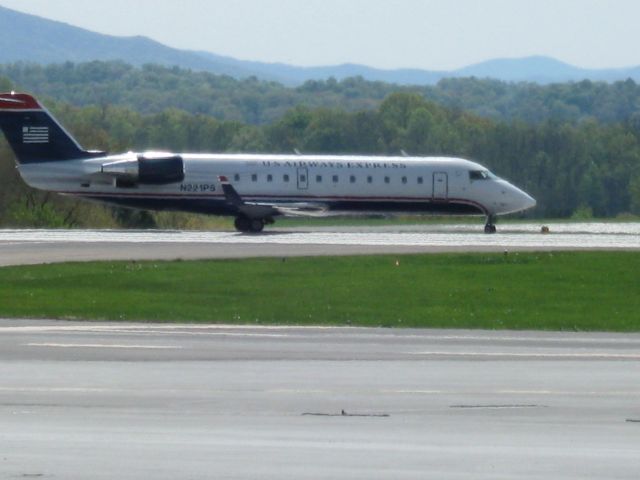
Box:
left=484, top=224, right=497, bottom=234
left=234, top=216, right=251, bottom=232
left=249, top=218, right=265, bottom=233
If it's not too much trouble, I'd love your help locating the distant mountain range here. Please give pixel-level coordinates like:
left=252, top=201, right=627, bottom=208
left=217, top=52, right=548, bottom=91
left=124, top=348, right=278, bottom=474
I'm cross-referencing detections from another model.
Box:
left=1, top=4, right=639, bottom=86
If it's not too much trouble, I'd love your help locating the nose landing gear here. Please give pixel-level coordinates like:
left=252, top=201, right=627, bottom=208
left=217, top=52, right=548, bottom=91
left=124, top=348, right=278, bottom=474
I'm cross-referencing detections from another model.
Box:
left=484, top=215, right=497, bottom=234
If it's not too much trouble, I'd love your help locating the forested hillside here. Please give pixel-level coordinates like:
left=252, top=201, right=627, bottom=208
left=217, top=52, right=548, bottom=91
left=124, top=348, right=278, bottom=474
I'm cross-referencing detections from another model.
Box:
left=3, top=62, right=640, bottom=125
left=1, top=82, right=640, bottom=228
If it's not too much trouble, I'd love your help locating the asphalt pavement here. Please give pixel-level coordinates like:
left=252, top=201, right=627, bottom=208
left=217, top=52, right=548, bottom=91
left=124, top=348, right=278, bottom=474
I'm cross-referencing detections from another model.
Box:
left=0, top=320, right=639, bottom=479
left=1, top=223, right=639, bottom=266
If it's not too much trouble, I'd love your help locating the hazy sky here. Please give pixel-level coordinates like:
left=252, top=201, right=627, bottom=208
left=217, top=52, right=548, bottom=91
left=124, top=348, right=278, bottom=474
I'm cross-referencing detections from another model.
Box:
left=1, top=0, right=639, bottom=70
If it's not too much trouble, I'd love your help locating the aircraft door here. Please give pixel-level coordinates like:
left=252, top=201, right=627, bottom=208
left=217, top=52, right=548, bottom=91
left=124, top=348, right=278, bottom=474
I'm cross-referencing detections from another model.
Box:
left=433, top=172, right=448, bottom=200
left=297, top=167, right=308, bottom=190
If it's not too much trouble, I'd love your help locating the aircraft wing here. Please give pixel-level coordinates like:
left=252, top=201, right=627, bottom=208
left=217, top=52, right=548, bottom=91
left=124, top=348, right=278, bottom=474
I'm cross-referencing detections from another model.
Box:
left=218, top=177, right=328, bottom=218
left=266, top=202, right=328, bottom=217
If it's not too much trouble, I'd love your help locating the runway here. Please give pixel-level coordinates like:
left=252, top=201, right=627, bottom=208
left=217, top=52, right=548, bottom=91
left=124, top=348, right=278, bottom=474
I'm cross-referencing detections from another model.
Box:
left=0, top=222, right=639, bottom=266
left=0, top=320, right=639, bottom=479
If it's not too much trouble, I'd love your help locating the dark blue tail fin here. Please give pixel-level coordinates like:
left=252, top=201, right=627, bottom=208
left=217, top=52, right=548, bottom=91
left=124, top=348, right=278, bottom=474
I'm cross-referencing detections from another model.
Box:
left=0, top=92, right=104, bottom=163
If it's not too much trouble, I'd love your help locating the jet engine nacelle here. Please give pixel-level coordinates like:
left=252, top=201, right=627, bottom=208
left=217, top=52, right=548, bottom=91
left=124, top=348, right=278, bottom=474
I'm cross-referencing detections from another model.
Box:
left=101, top=154, right=185, bottom=185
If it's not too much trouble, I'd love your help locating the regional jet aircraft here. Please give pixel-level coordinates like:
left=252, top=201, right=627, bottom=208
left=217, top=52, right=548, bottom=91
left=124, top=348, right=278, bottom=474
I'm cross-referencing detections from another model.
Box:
left=0, top=92, right=536, bottom=233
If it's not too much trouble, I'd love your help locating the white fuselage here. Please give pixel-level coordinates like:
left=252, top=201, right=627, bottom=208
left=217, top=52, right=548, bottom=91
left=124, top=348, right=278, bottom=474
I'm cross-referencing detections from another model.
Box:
left=18, top=153, right=536, bottom=218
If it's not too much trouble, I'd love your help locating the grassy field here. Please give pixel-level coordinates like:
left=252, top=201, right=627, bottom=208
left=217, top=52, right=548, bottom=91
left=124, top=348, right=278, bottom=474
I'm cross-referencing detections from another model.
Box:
left=0, top=252, right=638, bottom=331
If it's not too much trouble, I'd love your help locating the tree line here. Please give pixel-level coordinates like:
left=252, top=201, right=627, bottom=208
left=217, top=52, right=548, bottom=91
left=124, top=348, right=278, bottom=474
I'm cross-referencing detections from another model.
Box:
left=3, top=61, right=640, bottom=126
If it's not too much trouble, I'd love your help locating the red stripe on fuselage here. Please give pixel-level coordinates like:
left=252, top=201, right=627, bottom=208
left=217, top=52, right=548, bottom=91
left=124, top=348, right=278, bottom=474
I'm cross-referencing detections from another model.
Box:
left=60, top=190, right=488, bottom=213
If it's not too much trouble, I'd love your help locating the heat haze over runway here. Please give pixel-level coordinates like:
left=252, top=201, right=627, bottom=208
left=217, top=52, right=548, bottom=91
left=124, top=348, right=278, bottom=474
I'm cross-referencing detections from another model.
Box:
left=0, top=222, right=638, bottom=266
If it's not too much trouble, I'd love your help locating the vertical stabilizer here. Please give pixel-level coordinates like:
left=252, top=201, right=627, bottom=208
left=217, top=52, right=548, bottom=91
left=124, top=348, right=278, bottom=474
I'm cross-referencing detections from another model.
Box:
left=0, top=92, right=103, bottom=163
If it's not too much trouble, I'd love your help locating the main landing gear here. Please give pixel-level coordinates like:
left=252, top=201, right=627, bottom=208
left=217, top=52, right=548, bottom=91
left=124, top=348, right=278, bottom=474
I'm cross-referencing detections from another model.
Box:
left=484, top=214, right=497, bottom=234
left=234, top=216, right=274, bottom=233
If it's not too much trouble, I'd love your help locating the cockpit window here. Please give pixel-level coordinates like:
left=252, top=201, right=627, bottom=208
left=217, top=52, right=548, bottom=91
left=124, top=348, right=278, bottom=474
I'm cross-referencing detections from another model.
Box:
left=469, top=170, right=495, bottom=181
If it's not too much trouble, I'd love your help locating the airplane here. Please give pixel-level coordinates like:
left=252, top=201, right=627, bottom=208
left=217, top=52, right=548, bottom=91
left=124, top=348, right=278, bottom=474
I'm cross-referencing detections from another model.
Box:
left=0, top=92, right=536, bottom=233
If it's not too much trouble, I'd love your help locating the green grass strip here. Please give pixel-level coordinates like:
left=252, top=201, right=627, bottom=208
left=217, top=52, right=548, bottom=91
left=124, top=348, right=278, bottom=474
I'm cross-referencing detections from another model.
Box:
left=0, top=252, right=638, bottom=331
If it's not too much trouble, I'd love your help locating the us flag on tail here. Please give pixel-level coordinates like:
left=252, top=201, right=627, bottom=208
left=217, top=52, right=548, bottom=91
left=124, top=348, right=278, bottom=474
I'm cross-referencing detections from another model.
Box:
left=22, top=126, right=49, bottom=144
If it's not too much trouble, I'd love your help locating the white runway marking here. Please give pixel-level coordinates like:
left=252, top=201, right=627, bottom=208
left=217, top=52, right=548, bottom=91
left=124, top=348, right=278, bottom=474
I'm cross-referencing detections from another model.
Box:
left=0, top=222, right=639, bottom=249
left=3, top=324, right=640, bottom=344
left=408, top=351, right=640, bottom=359
left=24, top=342, right=182, bottom=349
left=1, top=386, right=638, bottom=397
left=1, top=326, right=290, bottom=338
left=0, top=387, right=117, bottom=393
left=388, top=389, right=640, bottom=396
left=0, top=324, right=341, bottom=332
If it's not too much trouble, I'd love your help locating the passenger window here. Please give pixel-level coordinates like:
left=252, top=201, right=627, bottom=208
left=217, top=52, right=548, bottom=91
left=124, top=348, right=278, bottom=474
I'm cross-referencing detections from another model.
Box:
left=350, top=175, right=356, bottom=184
left=332, top=175, right=339, bottom=183
left=234, top=174, right=240, bottom=182
left=251, top=174, right=257, bottom=182
left=384, top=176, right=390, bottom=184
left=402, top=176, right=407, bottom=184
left=283, top=174, right=289, bottom=182
left=367, top=176, right=373, bottom=184
left=316, top=175, right=322, bottom=183
left=267, top=174, right=273, bottom=182
left=417, top=177, right=423, bottom=184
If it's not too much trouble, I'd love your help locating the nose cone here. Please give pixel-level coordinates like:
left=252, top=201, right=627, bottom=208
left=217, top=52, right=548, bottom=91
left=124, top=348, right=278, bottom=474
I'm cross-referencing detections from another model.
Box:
left=496, top=181, right=537, bottom=214
left=519, top=190, right=537, bottom=211
left=511, top=187, right=536, bottom=213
